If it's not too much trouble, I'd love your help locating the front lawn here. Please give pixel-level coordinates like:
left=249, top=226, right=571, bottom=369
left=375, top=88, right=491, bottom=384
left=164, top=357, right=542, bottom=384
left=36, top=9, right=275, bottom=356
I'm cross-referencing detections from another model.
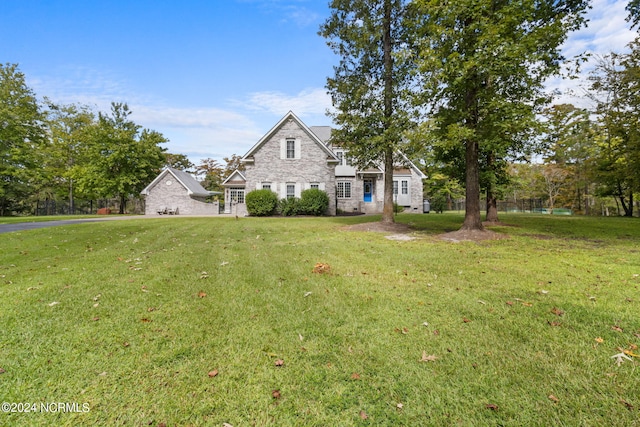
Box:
left=1, top=214, right=638, bottom=426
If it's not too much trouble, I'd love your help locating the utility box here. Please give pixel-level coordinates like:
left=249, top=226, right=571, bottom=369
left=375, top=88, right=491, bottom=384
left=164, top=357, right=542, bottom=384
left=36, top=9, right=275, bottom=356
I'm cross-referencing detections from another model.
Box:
left=423, top=200, right=430, bottom=213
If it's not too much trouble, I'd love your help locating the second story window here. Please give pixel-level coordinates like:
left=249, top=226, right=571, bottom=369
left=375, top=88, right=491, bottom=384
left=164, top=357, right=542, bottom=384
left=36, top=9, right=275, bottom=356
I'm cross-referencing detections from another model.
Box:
left=286, top=139, right=295, bottom=159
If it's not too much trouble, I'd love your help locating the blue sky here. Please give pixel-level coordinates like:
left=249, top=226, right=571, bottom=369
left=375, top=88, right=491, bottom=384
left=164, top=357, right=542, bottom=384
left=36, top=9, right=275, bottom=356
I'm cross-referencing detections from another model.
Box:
left=1, top=0, right=637, bottom=166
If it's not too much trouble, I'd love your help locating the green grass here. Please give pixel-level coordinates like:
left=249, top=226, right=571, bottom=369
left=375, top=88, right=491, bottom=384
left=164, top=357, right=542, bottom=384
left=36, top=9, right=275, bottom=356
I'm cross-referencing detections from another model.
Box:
left=1, top=213, right=639, bottom=426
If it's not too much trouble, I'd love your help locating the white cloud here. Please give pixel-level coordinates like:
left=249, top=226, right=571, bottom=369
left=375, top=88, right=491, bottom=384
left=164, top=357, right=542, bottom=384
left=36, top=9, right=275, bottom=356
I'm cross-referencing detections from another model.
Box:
left=240, top=87, right=332, bottom=117
left=548, top=0, right=636, bottom=108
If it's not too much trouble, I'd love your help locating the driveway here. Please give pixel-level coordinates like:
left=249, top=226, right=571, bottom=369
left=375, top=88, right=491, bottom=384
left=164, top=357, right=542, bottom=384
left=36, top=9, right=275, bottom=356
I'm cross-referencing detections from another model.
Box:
left=0, top=216, right=140, bottom=234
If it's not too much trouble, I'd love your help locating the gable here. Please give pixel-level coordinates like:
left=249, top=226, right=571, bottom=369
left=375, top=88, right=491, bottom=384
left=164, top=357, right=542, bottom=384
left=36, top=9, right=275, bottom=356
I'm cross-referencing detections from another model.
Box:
left=141, top=167, right=214, bottom=197
left=222, top=169, right=246, bottom=187
left=241, top=111, right=338, bottom=164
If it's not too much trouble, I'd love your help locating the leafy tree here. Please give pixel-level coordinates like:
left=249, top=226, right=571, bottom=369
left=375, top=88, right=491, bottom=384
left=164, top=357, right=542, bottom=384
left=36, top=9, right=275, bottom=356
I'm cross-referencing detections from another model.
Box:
left=540, top=104, right=596, bottom=213
left=411, top=0, right=589, bottom=230
left=0, top=63, right=47, bottom=215
left=43, top=101, right=96, bottom=213
left=588, top=48, right=640, bottom=216
left=164, top=153, right=194, bottom=171
left=541, top=164, right=570, bottom=213
left=196, top=158, right=225, bottom=193
left=627, top=0, right=640, bottom=29
left=76, top=103, right=167, bottom=214
left=223, top=154, right=245, bottom=176
left=320, top=0, right=418, bottom=224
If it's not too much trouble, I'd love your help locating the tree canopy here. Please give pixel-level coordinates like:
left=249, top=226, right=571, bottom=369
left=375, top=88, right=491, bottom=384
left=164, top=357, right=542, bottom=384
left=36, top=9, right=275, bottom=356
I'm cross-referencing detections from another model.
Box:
left=410, top=0, right=590, bottom=229
left=321, top=0, right=418, bottom=223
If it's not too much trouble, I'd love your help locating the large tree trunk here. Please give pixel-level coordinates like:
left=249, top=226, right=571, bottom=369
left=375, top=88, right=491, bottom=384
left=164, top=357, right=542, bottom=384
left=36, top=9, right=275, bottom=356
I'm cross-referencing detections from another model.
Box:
left=486, top=188, right=499, bottom=223
left=461, top=138, right=484, bottom=230
left=119, top=194, right=126, bottom=214
left=485, top=152, right=499, bottom=223
left=380, top=0, right=395, bottom=224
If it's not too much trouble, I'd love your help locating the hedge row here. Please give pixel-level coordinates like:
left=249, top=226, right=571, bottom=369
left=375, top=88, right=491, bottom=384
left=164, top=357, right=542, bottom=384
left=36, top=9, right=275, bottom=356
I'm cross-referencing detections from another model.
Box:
left=245, top=188, right=329, bottom=216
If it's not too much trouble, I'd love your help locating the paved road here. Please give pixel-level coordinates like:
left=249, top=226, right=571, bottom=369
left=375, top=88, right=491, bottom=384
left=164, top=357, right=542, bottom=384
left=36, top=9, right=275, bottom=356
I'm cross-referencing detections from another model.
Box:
left=0, top=219, right=113, bottom=234
left=0, top=215, right=234, bottom=234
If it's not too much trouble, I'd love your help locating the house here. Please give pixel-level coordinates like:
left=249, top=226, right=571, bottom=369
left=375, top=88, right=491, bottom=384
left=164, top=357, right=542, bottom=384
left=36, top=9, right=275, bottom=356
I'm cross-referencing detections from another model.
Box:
left=222, top=111, right=426, bottom=216
left=141, top=167, right=221, bottom=215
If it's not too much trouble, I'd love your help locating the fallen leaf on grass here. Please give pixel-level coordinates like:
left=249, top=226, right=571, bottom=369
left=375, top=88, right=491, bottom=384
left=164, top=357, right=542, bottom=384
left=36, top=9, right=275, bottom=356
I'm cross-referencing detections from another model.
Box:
left=223, top=423, right=234, bottom=427
left=312, top=263, right=331, bottom=274
left=620, top=399, right=634, bottom=410
left=48, top=301, right=60, bottom=307
left=275, top=359, right=284, bottom=367
left=548, top=395, right=559, bottom=403
left=208, top=370, right=218, bottom=378
left=200, top=272, right=209, bottom=279
left=612, top=325, right=624, bottom=332
left=351, top=372, right=361, bottom=380
left=506, top=301, right=514, bottom=306
left=485, top=403, right=499, bottom=411
left=197, top=291, right=207, bottom=298
left=0, top=367, right=5, bottom=374
left=420, top=351, right=438, bottom=362
left=462, top=317, right=471, bottom=323
left=92, top=317, right=100, bottom=321
left=550, top=307, right=564, bottom=316
left=272, top=389, right=281, bottom=399
left=359, top=410, right=368, bottom=420
left=141, top=318, right=152, bottom=323
left=623, top=349, right=639, bottom=357
left=548, top=321, right=562, bottom=327
left=595, top=337, right=604, bottom=344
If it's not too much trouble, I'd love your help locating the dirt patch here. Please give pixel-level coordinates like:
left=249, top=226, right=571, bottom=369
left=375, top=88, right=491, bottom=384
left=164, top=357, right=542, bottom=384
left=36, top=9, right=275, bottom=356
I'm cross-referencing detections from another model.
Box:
left=343, top=221, right=508, bottom=243
left=342, top=221, right=412, bottom=234
left=439, top=229, right=509, bottom=243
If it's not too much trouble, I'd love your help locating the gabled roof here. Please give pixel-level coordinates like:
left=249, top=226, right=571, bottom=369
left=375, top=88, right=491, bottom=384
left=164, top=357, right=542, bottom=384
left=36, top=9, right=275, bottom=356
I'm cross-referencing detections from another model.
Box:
left=241, top=111, right=339, bottom=163
left=309, top=126, right=332, bottom=144
left=221, top=169, right=246, bottom=187
left=140, top=167, right=218, bottom=197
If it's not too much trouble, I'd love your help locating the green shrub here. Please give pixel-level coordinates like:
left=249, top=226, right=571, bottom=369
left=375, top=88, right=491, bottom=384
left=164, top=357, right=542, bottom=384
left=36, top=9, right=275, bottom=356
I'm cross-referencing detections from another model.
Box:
left=299, top=189, right=329, bottom=216
left=431, top=194, right=446, bottom=213
left=278, top=197, right=300, bottom=216
left=245, top=189, right=278, bottom=216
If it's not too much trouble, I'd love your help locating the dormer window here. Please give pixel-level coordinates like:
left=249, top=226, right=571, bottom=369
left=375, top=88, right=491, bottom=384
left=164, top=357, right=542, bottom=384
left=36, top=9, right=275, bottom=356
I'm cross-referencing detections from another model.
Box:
left=286, top=139, right=295, bottom=159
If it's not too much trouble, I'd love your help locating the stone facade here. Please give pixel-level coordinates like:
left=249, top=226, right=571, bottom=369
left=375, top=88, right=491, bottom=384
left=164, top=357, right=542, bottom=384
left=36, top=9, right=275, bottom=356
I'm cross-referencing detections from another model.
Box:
left=222, top=111, right=427, bottom=217
left=243, top=117, right=337, bottom=215
left=141, top=168, right=220, bottom=215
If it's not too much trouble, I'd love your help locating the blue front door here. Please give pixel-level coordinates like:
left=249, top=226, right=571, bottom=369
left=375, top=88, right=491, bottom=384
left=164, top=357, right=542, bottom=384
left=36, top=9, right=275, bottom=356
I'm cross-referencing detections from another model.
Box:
left=364, top=180, right=372, bottom=202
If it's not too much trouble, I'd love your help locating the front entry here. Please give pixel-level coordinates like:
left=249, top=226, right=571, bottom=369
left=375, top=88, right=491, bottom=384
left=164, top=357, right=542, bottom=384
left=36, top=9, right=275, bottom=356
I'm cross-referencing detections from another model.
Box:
left=363, top=179, right=373, bottom=202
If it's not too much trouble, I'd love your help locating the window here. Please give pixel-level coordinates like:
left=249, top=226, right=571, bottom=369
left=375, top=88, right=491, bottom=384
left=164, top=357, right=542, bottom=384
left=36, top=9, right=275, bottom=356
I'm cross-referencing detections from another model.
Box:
left=337, top=181, right=351, bottom=199
left=286, top=184, right=295, bottom=200
left=401, top=180, right=408, bottom=195
left=310, top=183, right=319, bottom=190
left=335, top=150, right=351, bottom=166
left=262, top=183, right=271, bottom=190
left=230, top=188, right=245, bottom=204
left=286, top=139, right=295, bottom=159
left=393, top=181, right=398, bottom=195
